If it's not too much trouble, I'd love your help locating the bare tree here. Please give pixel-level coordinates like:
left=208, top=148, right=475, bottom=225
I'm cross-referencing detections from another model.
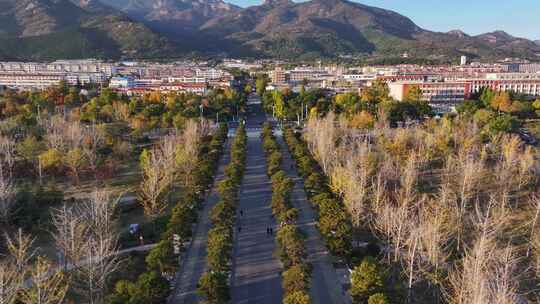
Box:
left=76, top=236, right=120, bottom=304
left=0, top=261, right=21, bottom=304
left=138, top=145, right=174, bottom=220
left=339, top=145, right=372, bottom=228
left=0, top=230, right=34, bottom=304
left=82, top=124, right=105, bottom=179
left=0, top=164, right=15, bottom=223
left=42, top=115, right=67, bottom=151
left=445, top=198, right=521, bottom=304
left=0, top=136, right=15, bottom=178
left=5, top=229, right=35, bottom=274
left=305, top=113, right=338, bottom=175
left=176, top=120, right=207, bottom=188
left=51, top=203, right=88, bottom=270
left=74, top=189, right=120, bottom=304
left=19, top=257, right=68, bottom=304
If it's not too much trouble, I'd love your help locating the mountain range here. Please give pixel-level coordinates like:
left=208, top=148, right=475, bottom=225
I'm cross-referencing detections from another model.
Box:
left=0, top=0, right=539, bottom=61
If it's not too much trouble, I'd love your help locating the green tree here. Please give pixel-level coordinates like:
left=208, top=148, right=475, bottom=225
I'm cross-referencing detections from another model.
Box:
left=403, top=85, right=423, bottom=103
left=107, top=280, right=134, bottom=304
left=479, top=87, right=495, bottom=108
left=361, top=80, right=390, bottom=104
left=484, top=114, right=519, bottom=135
left=282, top=264, right=310, bottom=294
left=350, top=257, right=385, bottom=303
left=473, top=108, right=496, bottom=127
left=17, top=135, right=43, bottom=162
left=207, top=227, right=233, bottom=272
left=283, top=291, right=311, bottom=304
left=145, top=240, right=176, bottom=275
left=273, top=90, right=286, bottom=120
left=64, top=148, right=86, bottom=184
left=532, top=99, right=540, bottom=117
left=39, top=149, right=63, bottom=171
left=490, top=91, right=513, bottom=113
left=368, top=293, right=390, bottom=304
left=256, top=75, right=269, bottom=96
left=276, top=224, right=306, bottom=268
left=335, top=93, right=360, bottom=115
left=131, top=271, right=170, bottom=304
left=107, top=271, right=169, bottom=304
left=197, top=271, right=230, bottom=304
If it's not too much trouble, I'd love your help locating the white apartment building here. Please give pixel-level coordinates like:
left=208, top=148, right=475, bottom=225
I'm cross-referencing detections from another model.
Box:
left=195, top=68, right=225, bottom=80
left=342, top=74, right=377, bottom=81
left=468, top=74, right=540, bottom=97
left=167, top=76, right=206, bottom=83
left=485, top=73, right=540, bottom=80
left=0, top=73, right=64, bottom=90
left=46, top=60, right=116, bottom=76
left=289, top=67, right=328, bottom=82
left=0, top=59, right=116, bottom=76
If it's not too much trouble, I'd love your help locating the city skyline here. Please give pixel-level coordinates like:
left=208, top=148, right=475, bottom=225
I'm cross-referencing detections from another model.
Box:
left=228, top=0, right=540, bottom=40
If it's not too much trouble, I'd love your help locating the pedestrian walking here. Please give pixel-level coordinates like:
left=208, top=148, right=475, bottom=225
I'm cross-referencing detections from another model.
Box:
left=269, top=228, right=273, bottom=235
left=238, top=226, right=242, bottom=232
left=240, top=210, right=244, bottom=216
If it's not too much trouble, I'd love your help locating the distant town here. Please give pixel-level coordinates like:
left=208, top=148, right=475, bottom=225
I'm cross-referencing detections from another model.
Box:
left=1, top=57, right=539, bottom=114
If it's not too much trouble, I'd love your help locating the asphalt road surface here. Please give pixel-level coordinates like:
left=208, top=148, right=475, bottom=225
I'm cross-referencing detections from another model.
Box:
left=230, top=100, right=284, bottom=304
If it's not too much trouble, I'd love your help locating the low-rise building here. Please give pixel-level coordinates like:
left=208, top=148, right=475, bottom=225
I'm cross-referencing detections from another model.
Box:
left=0, top=73, right=65, bottom=90
left=388, top=81, right=471, bottom=104
left=109, top=76, right=135, bottom=89
left=159, top=83, right=208, bottom=95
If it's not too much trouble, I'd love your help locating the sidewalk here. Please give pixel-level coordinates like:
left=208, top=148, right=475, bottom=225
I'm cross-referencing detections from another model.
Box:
left=279, top=136, right=352, bottom=304
left=167, top=140, right=231, bottom=304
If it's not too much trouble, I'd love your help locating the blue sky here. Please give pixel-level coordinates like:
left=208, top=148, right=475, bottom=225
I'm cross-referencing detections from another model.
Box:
left=227, top=0, right=540, bottom=40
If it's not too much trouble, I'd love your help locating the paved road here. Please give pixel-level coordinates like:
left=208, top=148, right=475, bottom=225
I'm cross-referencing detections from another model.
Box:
left=279, top=136, right=352, bottom=304
left=230, top=102, right=284, bottom=304
left=168, top=140, right=231, bottom=304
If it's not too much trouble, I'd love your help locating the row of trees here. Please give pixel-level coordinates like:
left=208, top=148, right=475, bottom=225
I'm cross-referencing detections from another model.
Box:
left=261, top=123, right=311, bottom=304
left=198, top=124, right=247, bottom=304
left=283, top=127, right=352, bottom=259
left=262, top=81, right=432, bottom=128
left=108, top=123, right=229, bottom=303
left=0, top=82, right=245, bottom=133
left=457, top=87, right=540, bottom=136
left=303, top=112, right=540, bottom=303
